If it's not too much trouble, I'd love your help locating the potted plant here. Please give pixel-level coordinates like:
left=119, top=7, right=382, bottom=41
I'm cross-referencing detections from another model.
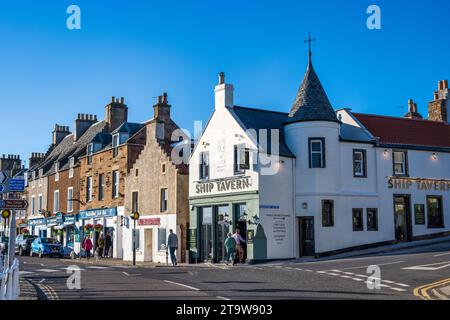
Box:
left=21, top=228, right=29, bottom=235
left=94, top=224, right=103, bottom=232
left=84, top=223, right=94, bottom=233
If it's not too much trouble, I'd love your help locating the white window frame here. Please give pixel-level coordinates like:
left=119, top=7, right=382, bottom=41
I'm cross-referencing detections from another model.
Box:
left=69, top=157, right=75, bottom=178
left=31, top=195, right=36, bottom=216
left=87, top=143, right=93, bottom=165
left=87, top=177, right=93, bottom=202
left=309, top=138, right=325, bottom=168
left=393, top=151, right=407, bottom=175
left=353, top=150, right=365, bottom=177
left=112, top=134, right=120, bottom=157
left=67, top=187, right=74, bottom=213
left=199, top=151, right=209, bottom=180
left=112, top=171, right=119, bottom=198
left=38, top=194, right=43, bottom=213
left=55, top=162, right=59, bottom=181
left=160, top=188, right=168, bottom=212
left=53, top=190, right=60, bottom=213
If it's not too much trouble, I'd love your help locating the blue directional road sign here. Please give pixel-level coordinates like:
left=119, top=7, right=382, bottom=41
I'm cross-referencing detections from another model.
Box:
left=7, top=178, right=25, bottom=192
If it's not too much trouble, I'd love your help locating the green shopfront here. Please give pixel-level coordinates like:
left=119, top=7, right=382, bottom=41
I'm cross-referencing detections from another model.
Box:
left=189, top=187, right=267, bottom=264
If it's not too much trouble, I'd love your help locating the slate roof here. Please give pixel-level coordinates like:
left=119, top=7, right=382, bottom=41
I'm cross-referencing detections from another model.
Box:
left=286, top=60, right=339, bottom=124
left=112, top=122, right=145, bottom=135
left=354, top=113, right=450, bottom=150
left=228, top=106, right=295, bottom=158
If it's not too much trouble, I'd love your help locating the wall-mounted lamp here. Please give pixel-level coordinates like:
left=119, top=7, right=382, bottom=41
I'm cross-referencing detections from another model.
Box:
left=190, top=205, right=196, bottom=211
left=278, top=160, right=285, bottom=164
left=383, top=149, right=389, bottom=158
left=248, top=214, right=260, bottom=226
left=302, top=202, right=308, bottom=210
left=432, top=152, right=438, bottom=160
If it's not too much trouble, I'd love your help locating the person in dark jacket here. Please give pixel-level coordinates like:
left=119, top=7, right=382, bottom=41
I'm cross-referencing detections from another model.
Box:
left=104, top=232, right=112, bottom=258
left=167, top=229, right=178, bottom=266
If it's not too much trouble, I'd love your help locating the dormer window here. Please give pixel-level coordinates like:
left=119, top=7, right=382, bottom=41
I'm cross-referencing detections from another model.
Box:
left=39, top=169, right=43, bottom=177
left=54, top=162, right=59, bottom=181
left=112, top=134, right=120, bottom=157
left=32, top=171, right=36, bottom=180
left=69, top=157, right=75, bottom=178
left=87, top=143, right=93, bottom=165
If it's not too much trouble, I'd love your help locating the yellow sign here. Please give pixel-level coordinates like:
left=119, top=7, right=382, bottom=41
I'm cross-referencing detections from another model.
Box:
left=131, top=212, right=140, bottom=220
left=1, top=209, right=11, bottom=219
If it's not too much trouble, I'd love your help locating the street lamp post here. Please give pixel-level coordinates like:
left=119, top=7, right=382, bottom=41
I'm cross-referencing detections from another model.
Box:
left=130, top=212, right=140, bottom=266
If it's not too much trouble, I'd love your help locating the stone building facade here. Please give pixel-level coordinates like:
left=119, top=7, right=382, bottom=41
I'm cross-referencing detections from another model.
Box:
left=124, top=93, right=189, bottom=263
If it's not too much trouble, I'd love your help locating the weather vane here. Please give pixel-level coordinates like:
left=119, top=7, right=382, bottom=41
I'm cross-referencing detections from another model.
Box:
left=304, top=31, right=316, bottom=60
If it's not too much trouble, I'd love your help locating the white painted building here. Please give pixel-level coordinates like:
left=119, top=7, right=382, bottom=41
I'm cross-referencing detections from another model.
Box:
left=189, top=56, right=450, bottom=262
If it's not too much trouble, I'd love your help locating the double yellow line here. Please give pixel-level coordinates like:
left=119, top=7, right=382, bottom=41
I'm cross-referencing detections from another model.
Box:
left=413, top=278, right=450, bottom=300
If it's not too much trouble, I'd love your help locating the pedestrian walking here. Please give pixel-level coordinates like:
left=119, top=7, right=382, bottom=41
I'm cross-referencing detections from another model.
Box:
left=97, top=232, right=105, bottom=258
left=167, top=229, right=178, bottom=266
left=83, top=235, right=93, bottom=259
left=224, top=233, right=236, bottom=265
left=232, top=229, right=246, bottom=264
left=104, top=232, right=112, bottom=258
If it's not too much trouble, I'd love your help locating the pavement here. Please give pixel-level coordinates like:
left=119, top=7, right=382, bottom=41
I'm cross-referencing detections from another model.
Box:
left=17, top=239, right=450, bottom=300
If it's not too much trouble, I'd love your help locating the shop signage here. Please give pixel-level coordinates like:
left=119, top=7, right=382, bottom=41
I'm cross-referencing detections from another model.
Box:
left=28, top=218, right=46, bottom=226
left=138, top=217, right=160, bottom=226
left=64, top=215, right=78, bottom=224
left=79, top=207, right=117, bottom=219
left=0, top=199, right=28, bottom=210
left=414, top=204, right=425, bottom=225
left=388, top=177, right=450, bottom=192
left=247, top=230, right=254, bottom=244
left=194, top=177, right=252, bottom=195
left=189, top=229, right=197, bottom=250
left=46, top=213, right=65, bottom=226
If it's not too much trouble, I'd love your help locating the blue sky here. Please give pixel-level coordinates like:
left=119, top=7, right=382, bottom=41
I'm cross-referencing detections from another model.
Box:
left=1, top=0, right=449, bottom=165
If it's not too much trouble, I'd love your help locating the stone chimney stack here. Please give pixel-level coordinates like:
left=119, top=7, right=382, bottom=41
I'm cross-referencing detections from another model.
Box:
left=428, top=80, right=449, bottom=122
left=52, top=124, right=71, bottom=145
left=29, top=152, right=45, bottom=168
left=74, top=113, right=97, bottom=141
left=0, top=154, right=22, bottom=176
left=153, top=92, right=171, bottom=121
left=404, top=99, right=423, bottom=119
left=214, top=72, right=234, bottom=110
left=105, top=96, right=128, bottom=132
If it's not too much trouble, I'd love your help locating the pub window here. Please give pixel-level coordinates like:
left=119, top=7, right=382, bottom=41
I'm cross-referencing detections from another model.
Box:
left=112, top=170, right=119, bottom=198
left=367, top=208, right=378, bottom=231
left=321, top=200, right=334, bottom=227
left=98, top=173, right=105, bottom=201
left=132, top=191, right=139, bottom=213
left=160, top=188, right=168, bottom=212
left=353, top=149, right=367, bottom=178
left=199, top=151, right=210, bottom=180
left=427, top=196, right=444, bottom=228
left=158, top=228, right=167, bottom=251
left=393, top=150, right=408, bottom=176
left=352, top=209, right=364, bottom=231
left=234, top=145, right=250, bottom=174
left=112, top=134, right=120, bottom=158
left=86, top=177, right=93, bottom=202
left=309, top=138, right=325, bottom=168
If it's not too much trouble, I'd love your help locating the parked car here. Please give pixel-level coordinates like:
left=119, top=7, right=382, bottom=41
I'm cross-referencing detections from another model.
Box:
left=30, top=237, right=64, bottom=258
left=15, top=234, right=38, bottom=256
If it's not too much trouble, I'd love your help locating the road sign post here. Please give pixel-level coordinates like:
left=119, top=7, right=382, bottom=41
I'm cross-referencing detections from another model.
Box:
left=130, top=212, right=140, bottom=266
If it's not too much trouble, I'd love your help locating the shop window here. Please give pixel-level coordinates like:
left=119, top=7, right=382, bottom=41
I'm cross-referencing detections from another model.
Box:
left=427, top=196, right=444, bottom=228
left=199, top=152, right=209, bottom=180
left=67, top=187, right=73, bottom=213
left=133, top=228, right=140, bottom=251
left=352, top=208, right=364, bottom=231
left=98, top=174, right=105, bottom=201
left=158, top=228, right=167, bottom=251
left=353, top=149, right=367, bottom=178
left=132, top=191, right=139, bottom=213
left=112, top=171, right=119, bottom=198
left=309, top=138, right=325, bottom=168
left=160, top=188, right=168, bottom=212
left=86, top=176, right=93, bottom=202
left=393, top=150, right=408, bottom=176
left=234, top=145, right=250, bottom=174
left=321, top=200, right=334, bottom=227
left=367, top=208, right=378, bottom=231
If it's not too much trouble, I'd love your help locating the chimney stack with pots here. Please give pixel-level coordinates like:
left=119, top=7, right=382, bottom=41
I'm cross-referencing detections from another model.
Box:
left=105, top=96, right=128, bottom=132
left=428, top=80, right=449, bottom=122
left=214, top=72, right=234, bottom=110
left=52, top=124, right=71, bottom=145
left=404, top=99, right=423, bottom=119
left=29, top=152, right=45, bottom=168
left=74, top=113, right=97, bottom=141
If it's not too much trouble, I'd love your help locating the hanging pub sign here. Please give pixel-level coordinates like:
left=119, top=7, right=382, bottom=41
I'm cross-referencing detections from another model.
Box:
left=414, top=204, right=426, bottom=225
left=388, top=177, right=450, bottom=192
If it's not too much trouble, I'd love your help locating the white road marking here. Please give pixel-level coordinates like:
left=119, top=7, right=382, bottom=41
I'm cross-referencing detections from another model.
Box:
left=327, top=272, right=340, bottom=276
left=122, top=272, right=142, bottom=277
left=216, top=296, right=231, bottom=300
left=36, top=269, right=60, bottom=273
left=433, top=252, right=450, bottom=257
left=86, top=266, right=110, bottom=270
left=402, top=261, right=450, bottom=271
left=19, top=271, right=35, bottom=275
left=340, top=261, right=405, bottom=270
left=352, top=278, right=364, bottom=281
left=164, top=280, right=200, bottom=291
left=340, top=275, right=352, bottom=279
left=39, top=279, right=46, bottom=284
left=390, top=287, right=407, bottom=292
left=294, top=268, right=303, bottom=271
left=343, top=272, right=355, bottom=276
left=60, top=266, right=86, bottom=271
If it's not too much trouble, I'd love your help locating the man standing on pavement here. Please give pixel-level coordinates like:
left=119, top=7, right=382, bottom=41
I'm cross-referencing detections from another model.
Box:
left=232, top=229, right=246, bottom=264
left=104, top=232, right=112, bottom=258
left=167, top=229, right=178, bottom=266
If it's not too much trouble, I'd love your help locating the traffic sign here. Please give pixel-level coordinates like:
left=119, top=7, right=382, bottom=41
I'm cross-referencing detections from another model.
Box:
left=1, top=209, right=11, bottom=219
left=0, top=199, right=28, bottom=210
left=0, top=185, right=4, bottom=193
left=0, top=171, right=8, bottom=184
left=7, top=178, right=25, bottom=192
left=130, top=212, right=140, bottom=220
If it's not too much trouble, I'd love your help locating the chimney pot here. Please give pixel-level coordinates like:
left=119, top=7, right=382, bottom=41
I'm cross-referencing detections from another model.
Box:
left=219, top=72, right=225, bottom=85
left=163, top=92, right=168, bottom=104
left=112, top=96, right=115, bottom=103
left=444, top=80, right=449, bottom=89
left=438, top=80, right=444, bottom=91
left=120, top=97, right=124, bottom=104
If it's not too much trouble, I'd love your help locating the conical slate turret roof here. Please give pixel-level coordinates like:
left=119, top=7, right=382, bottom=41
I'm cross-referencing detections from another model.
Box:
left=286, top=59, right=339, bottom=123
